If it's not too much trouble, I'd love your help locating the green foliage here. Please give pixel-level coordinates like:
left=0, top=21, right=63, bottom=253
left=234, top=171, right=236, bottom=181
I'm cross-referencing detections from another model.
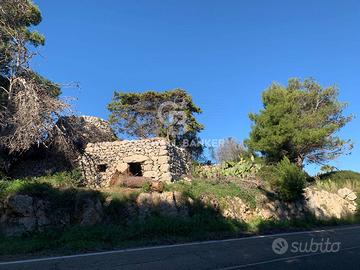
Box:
left=319, top=170, right=360, bottom=183
left=166, top=179, right=259, bottom=208
left=0, top=0, right=45, bottom=72
left=141, top=182, right=151, bottom=192
left=320, top=165, right=336, bottom=174
left=3, top=210, right=360, bottom=256
left=0, top=213, right=247, bottom=255
left=246, top=78, right=353, bottom=166
left=269, top=158, right=307, bottom=202
left=0, top=171, right=83, bottom=199
left=108, top=89, right=204, bottom=159
left=257, top=164, right=278, bottom=184
left=0, top=0, right=60, bottom=101
left=221, top=158, right=262, bottom=179
left=315, top=170, right=360, bottom=198
left=194, top=157, right=261, bottom=180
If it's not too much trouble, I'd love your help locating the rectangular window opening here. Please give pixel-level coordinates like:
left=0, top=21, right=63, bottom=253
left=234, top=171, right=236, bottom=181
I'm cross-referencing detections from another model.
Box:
left=97, top=164, right=108, bottom=172
left=128, top=162, right=143, bottom=176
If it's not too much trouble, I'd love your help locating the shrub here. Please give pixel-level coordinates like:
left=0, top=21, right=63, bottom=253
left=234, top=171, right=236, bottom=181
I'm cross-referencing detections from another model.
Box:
left=257, top=164, right=278, bottom=183
left=315, top=170, right=360, bottom=196
left=141, top=182, right=151, bottom=192
left=193, top=157, right=261, bottom=180
left=166, top=179, right=259, bottom=208
left=269, top=158, right=306, bottom=202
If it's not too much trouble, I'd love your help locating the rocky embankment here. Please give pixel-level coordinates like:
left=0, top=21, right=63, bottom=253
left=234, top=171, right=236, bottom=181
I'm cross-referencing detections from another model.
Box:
left=0, top=187, right=357, bottom=236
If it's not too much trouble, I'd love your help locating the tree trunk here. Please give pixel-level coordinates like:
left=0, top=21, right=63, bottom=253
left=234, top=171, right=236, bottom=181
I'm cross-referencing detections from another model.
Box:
left=295, top=156, right=304, bottom=168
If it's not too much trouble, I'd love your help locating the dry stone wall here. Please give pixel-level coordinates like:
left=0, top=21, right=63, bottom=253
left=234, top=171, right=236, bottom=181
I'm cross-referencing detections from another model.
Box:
left=80, top=138, right=190, bottom=187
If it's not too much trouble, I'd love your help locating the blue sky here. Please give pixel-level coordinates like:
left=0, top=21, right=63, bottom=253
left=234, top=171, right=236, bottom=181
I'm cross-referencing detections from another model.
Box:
left=32, top=0, right=359, bottom=174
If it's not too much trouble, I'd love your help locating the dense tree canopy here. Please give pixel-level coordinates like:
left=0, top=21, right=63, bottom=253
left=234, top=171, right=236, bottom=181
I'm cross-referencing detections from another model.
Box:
left=108, top=89, right=204, bottom=158
left=246, top=78, right=353, bottom=167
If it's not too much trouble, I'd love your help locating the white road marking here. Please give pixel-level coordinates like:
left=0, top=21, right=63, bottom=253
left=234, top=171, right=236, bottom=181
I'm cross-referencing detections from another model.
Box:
left=217, top=245, right=360, bottom=269
left=1, top=225, right=360, bottom=266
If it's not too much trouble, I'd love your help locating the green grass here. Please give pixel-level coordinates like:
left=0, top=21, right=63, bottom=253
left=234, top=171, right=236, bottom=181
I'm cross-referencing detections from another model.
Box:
left=0, top=214, right=248, bottom=256
left=2, top=212, right=360, bottom=256
left=0, top=172, right=103, bottom=220
left=0, top=171, right=83, bottom=199
left=2, top=171, right=360, bottom=257
left=166, top=179, right=260, bottom=208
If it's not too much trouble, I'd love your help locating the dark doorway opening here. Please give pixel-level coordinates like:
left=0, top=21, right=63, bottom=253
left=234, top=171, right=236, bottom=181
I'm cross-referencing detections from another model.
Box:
left=128, top=162, right=143, bottom=176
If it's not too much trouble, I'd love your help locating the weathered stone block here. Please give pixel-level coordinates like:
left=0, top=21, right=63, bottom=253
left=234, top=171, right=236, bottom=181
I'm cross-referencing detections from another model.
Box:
left=123, top=155, right=149, bottom=163
left=116, top=163, right=129, bottom=174
left=143, top=171, right=157, bottom=178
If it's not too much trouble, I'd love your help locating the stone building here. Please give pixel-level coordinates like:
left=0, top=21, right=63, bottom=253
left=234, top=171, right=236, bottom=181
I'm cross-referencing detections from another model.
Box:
left=80, top=137, right=190, bottom=187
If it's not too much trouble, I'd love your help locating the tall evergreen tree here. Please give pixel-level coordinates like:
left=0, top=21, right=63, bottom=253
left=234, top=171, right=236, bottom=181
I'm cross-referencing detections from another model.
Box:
left=246, top=78, right=353, bottom=167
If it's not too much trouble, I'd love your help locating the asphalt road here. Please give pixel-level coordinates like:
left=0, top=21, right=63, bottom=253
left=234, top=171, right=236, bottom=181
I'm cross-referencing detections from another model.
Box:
left=1, top=225, right=360, bottom=270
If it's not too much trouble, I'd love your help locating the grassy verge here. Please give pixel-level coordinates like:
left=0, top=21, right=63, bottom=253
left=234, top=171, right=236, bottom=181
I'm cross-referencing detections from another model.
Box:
left=165, top=178, right=260, bottom=208
left=0, top=171, right=83, bottom=199
left=2, top=212, right=360, bottom=257
left=0, top=213, right=247, bottom=256
left=1, top=172, right=360, bottom=257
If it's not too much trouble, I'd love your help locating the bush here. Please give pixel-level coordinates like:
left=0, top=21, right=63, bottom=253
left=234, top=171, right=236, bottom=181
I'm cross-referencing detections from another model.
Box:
left=269, top=158, right=306, bottom=202
left=315, top=170, right=360, bottom=196
left=257, top=164, right=278, bottom=184
left=193, top=157, right=261, bottom=180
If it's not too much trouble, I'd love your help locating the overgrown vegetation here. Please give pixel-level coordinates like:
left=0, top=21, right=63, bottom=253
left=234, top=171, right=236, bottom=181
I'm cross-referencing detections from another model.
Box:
left=193, top=157, right=261, bottom=180
left=268, top=158, right=307, bottom=201
left=2, top=210, right=360, bottom=256
left=0, top=171, right=83, bottom=199
left=1, top=169, right=360, bottom=256
left=246, top=78, right=353, bottom=167
left=315, top=170, right=360, bottom=201
left=166, top=178, right=260, bottom=208
left=0, top=0, right=358, bottom=259
left=0, top=214, right=247, bottom=256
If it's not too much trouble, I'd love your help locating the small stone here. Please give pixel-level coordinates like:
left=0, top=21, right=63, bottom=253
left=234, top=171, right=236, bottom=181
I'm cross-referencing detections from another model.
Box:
left=7, top=195, right=34, bottom=217
left=143, top=164, right=153, bottom=171
left=123, top=154, right=149, bottom=163
left=160, top=164, right=170, bottom=172
left=116, top=163, right=129, bottom=173
left=158, top=156, right=169, bottom=164
left=143, top=171, right=157, bottom=178
left=158, top=150, right=168, bottom=156
left=160, top=172, right=172, bottom=182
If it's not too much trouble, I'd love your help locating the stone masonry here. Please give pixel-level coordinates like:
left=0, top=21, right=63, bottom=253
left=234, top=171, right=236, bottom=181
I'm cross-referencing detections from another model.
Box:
left=80, top=138, right=190, bottom=187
